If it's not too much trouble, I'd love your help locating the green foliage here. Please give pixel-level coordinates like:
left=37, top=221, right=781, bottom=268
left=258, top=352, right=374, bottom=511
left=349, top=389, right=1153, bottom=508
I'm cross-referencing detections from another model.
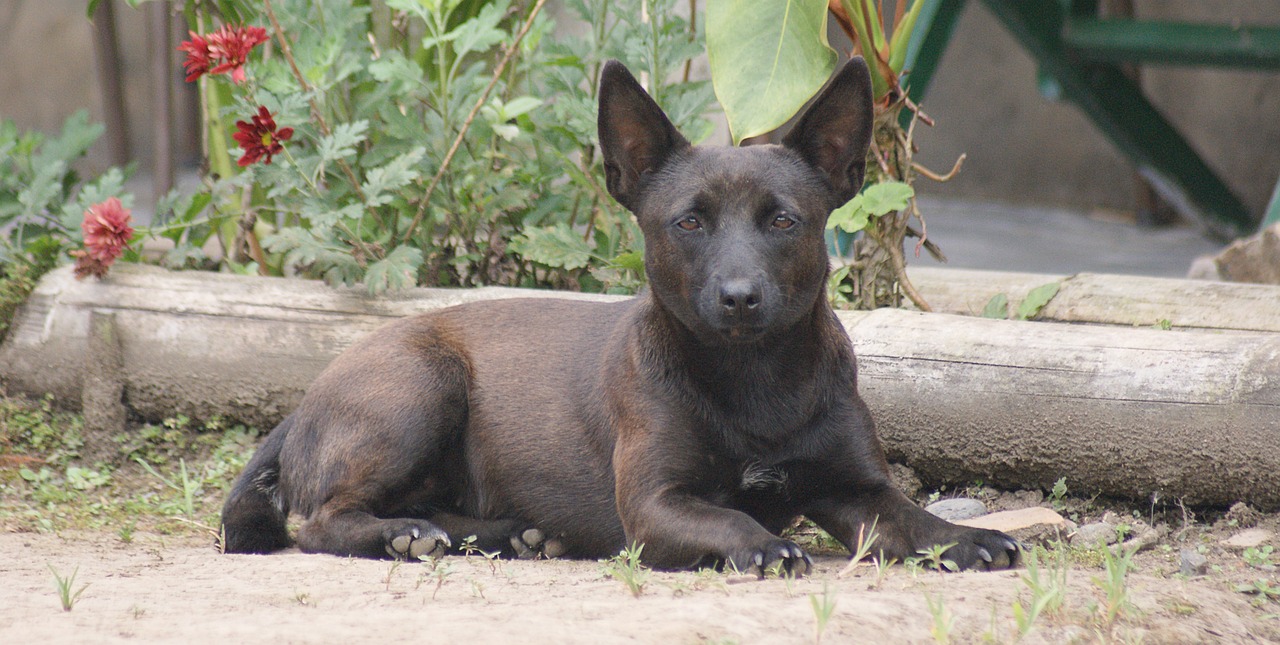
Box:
left=1236, top=579, right=1280, bottom=607
left=163, top=0, right=713, bottom=294
left=0, top=112, right=132, bottom=263
left=826, top=181, right=914, bottom=234
left=980, top=293, right=1008, bottom=319
left=1048, top=476, right=1069, bottom=510
left=1093, top=546, right=1135, bottom=628
left=705, top=0, right=836, bottom=143
left=0, top=112, right=135, bottom=322
left=924, top=591, right=954, bottom=644
left=48, top=564, right=90, bottom=612
left=1013, top=545, right=1069, bottom=638
left=1016, top=282, right=1061, bottom=320
left=809, top=582, right=838, bottom=644
left=602, top=541, right=649, bottom=597
left=1243, top=545, right=1276, bottom=570
left=0, top=395, right=260, bottom=534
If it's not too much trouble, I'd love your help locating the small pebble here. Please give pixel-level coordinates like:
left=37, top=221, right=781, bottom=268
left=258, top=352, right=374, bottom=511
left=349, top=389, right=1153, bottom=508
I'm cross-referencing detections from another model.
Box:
left=925, top=497, right=988, bottom=522
left=1180, top=548, right=1209, bottom=577
left=1073, top=522, right=1117, bottom=547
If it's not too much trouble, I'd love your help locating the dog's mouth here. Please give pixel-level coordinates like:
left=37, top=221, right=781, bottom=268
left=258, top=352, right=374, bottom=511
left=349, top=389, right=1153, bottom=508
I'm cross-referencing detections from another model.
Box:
left=717, top=324, right=769, bottom=343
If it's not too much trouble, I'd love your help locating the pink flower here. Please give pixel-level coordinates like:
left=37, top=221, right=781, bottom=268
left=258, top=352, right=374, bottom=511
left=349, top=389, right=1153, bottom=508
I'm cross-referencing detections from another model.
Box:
left=177, top=25, right=269, bottom=84
left=73, top=197, right=134, bottom=280
left=233, top=106, right=294, bottom=166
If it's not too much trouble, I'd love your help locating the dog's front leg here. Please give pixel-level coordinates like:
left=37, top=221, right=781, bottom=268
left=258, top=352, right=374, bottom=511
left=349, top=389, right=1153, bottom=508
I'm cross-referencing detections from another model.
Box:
left=612, top=432, right=811, bottom=577
left=795, top=398, right=1020, bottom=570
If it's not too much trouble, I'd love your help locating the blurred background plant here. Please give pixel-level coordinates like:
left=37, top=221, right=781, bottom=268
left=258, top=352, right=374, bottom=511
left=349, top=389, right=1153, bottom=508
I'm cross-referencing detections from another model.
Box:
left=707, top=0, right=960, bottom=311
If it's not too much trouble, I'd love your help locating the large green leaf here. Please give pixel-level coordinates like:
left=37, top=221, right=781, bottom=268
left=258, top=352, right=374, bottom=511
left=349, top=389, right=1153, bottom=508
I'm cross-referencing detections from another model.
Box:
left=706, top=0, right=836, bottom=144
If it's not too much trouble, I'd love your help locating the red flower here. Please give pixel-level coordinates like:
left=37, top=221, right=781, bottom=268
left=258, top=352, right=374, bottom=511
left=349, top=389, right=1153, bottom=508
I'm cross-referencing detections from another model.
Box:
left=233, top=106, right=294, bottom=166
left=177, top=32, right=211, bottom=82
left=73, top=197, right=134, bottom=280
left=177, top=25, right=268, bottom=84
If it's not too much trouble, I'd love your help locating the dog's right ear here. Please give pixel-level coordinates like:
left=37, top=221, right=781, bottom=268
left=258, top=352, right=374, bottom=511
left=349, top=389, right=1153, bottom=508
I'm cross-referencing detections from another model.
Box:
left=598, top=60, right=690, bottom=211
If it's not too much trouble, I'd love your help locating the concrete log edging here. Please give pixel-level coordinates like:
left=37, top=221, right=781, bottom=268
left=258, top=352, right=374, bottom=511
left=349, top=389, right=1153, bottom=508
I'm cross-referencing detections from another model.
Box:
left=2, top=264, right=1277, bottom=509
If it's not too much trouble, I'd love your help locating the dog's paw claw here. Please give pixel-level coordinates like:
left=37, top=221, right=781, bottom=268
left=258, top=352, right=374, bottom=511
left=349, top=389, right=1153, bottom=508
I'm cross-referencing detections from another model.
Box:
left=729, top=539, right=811, bottom=578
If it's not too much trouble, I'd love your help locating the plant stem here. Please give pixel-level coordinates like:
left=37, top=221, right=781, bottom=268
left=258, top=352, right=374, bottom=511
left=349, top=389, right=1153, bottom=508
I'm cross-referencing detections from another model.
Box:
left=400, top=0, right=549, bottom=246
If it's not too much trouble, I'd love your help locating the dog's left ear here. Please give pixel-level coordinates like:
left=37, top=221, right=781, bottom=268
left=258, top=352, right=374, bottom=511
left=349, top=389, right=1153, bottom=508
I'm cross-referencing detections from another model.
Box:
left=782, top=57, right=875, bottom=205
left=598, top=60, right=690, bottom=211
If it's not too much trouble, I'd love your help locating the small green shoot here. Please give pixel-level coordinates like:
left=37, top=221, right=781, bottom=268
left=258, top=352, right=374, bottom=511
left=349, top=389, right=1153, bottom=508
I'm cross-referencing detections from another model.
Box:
left=429, top=559, right=454, bottom=600
left=1235, top=579, right=1280, bottom=607
left=924, top=591, right=954, bottom=644
left=384, top=561, right=402, bottom=590
left=1014, top=545, right=1069, bottom=638
left=134, top=456, right=201, bottom=523
left=602, top=541, right=649, bottom=598
left=1047, top=477, right=1068, bottom=510
left=916, top=542, right=959, bottom=574
left=1153, top=318, right=1173, bottom=330
left=838, top=517, right=880, bottom=577
left=1093, top=546, right=1135, bottom=628
left=872, top=550, right=896, bottom=588
left=809, top=582, right=838, bottom=644
left=49, top=564, right=89, bottom=612
left=1243, top=545, right=1275, bottom=570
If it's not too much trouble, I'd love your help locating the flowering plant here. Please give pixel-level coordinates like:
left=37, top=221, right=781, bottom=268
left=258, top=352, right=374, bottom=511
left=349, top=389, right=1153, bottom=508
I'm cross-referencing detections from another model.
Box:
left=157, top=0, right=714, bottom=295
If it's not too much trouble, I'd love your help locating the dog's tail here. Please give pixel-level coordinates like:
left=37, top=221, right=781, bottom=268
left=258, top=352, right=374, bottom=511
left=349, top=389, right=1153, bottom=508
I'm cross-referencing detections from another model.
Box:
left=220, top=415, right=293, bottom=553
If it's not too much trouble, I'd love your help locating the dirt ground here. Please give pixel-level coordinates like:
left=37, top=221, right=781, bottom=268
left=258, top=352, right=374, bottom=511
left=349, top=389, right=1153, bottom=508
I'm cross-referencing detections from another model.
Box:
left=2, top=524, right=1277, bottom=645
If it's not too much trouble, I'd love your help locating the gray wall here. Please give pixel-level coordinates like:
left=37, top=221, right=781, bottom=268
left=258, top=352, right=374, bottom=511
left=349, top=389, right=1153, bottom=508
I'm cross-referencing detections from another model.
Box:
left=910, top=1, right=1280, bottom=218
left=3, top=1, right=1278, bottom=220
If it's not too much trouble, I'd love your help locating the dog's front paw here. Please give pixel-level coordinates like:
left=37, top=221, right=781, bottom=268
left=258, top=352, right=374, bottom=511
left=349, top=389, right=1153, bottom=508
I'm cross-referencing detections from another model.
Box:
left=383, top=521, right=450, bottom=560
left=725, top=538, right=812, bottom=578
left=933, top=528, right=1020, bottom=571
left=509, top=527, right=568, bottom=560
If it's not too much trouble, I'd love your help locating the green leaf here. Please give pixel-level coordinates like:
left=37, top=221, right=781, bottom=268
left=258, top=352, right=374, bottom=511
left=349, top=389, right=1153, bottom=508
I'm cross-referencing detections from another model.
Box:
left=362, top=147, right=425, bottom=207
left=368, top=51, right=424, bottom=93
left=860, top=181, right=914, bottom=216
left=1016, top=282, right=1061, bottom=321
left=888, top=0, right=927, bottom=74
left=610, top=251, right=645, bottom=274
left=981, top=293, right=1009, bottom=320
left=510, top=224, right=593, bottom=270
left=317, top=121, right=369, bottom=163
left=451, top=1, right=509, bottom=58
left=499, top=96, right=543, bottom=121
left=706, top=0, right=837, bottom=143
left=34, top=110, right=103, bottom=169
left=826, top=194, right=869, bottom=233
left=17, top=160, right=66, bottom=216
left=364, top=245, right=423, bottom=294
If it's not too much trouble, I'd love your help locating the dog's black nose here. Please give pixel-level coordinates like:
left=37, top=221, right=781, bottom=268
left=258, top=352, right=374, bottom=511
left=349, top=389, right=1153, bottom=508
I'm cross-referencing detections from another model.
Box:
left=719, top=279, right=762, bottom=316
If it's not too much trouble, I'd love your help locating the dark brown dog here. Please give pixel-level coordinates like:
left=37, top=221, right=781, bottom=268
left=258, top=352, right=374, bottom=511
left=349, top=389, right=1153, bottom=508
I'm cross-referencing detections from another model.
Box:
left=221, top=58, right=1019, bottom=575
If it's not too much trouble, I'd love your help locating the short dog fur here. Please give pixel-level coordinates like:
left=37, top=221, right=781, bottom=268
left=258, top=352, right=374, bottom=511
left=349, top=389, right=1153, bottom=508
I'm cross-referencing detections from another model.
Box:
left=221, top=58, right=1019, bottom=575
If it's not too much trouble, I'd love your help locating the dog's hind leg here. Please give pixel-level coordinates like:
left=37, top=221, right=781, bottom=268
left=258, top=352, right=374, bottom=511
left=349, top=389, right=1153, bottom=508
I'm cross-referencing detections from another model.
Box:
left=285, top=321, right=473, bottom=560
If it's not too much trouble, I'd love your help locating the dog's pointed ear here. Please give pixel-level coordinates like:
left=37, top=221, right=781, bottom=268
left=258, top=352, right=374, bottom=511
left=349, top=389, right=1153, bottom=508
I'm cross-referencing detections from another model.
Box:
left=598, top=60, right=690, bottom=211
left=782, top=57, right=875, bottom=204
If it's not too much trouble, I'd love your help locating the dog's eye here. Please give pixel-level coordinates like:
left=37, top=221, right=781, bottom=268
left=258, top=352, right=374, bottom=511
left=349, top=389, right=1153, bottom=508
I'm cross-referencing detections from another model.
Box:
left=772, top=213, right=797, bottom=230
left=676, top=216, right=702, bottom=231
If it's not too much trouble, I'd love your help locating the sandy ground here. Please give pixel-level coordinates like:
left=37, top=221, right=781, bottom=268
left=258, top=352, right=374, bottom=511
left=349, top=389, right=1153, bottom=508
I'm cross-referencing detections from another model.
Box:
left=3, top=530, right=1277, bottom=644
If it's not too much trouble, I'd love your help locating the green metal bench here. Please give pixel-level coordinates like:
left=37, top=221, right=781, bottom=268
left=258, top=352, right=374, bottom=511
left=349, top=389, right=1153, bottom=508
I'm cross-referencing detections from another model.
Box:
left=899, top=0, right=1280, bottom=237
